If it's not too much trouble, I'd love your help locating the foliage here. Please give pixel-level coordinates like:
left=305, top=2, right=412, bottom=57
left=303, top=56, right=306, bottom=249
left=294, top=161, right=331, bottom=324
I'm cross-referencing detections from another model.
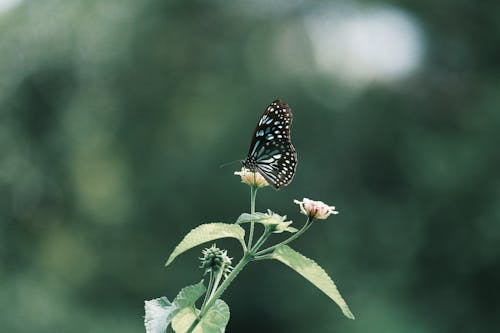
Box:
left=1, top=1, right=499, bottom=332
left=146, top=175, right=353, bottom=332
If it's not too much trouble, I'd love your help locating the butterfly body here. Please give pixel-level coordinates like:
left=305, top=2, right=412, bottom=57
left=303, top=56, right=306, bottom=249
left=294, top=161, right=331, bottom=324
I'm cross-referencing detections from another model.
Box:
left=242, top=99, right=297, bottom=189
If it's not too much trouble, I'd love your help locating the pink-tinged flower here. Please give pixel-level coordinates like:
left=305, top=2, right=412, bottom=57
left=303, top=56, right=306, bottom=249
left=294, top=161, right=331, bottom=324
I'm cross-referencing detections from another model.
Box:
left=234, top=167, right=269, bottom=188
left=293, top=198, right=339, bottom=220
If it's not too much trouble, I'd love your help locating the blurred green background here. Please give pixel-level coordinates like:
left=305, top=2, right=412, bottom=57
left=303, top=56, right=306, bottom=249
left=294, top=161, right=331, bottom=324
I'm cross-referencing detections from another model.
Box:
left=1, top=0, right=499, bottom=332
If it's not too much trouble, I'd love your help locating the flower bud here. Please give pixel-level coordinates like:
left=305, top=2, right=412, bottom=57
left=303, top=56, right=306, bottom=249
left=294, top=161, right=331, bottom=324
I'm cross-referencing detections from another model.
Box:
left=199, top=244, right=233, bottom=277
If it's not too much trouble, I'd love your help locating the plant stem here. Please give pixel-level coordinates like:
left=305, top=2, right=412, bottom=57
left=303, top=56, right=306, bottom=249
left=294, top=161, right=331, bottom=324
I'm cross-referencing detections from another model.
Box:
left=253, top=254, right=274, bottom=261
left=250, top=186, right=257, bottom=214
left=200, top=271, right=214, bottom=311
left=247, top=185, right=258, bottom=248
left=255, top=217, right=313, bottom=256
left=207, top=268, right=224, bottom=303
left=186, top=253, right=252, bottom=333
left=250, top=226, right=271, bottom=252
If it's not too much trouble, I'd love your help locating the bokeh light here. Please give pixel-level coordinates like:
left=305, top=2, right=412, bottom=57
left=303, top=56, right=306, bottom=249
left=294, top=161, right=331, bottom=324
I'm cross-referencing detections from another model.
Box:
left=305, top=3, right=424, bottom=85
left=0, top=0, right=21, bottom=13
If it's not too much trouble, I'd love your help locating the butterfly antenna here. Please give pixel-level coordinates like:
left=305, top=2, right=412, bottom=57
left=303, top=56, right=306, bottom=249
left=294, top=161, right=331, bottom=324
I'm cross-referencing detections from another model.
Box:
left=219, top=159, right=242, bottom=169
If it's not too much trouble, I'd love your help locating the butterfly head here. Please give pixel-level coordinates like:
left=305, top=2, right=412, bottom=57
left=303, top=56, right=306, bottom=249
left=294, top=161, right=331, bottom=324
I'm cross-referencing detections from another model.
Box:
left=241, top=157, right=256, bottom=171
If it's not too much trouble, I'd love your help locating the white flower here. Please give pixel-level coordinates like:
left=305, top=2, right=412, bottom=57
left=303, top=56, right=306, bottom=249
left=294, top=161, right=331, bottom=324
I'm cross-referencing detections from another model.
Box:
left=236, top=210, right=297, bottom=233
left=273, top=220, right=297, bottom=233
left=234, top=167, right=269, bottom=188
left=264, top=210, right=298, bottom=233
left=293, top=198, right=339, bottom=220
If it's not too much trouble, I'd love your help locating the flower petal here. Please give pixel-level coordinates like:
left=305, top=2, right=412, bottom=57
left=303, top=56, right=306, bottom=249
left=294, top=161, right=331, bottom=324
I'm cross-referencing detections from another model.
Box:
left=294, top=198, right=339, bottom=220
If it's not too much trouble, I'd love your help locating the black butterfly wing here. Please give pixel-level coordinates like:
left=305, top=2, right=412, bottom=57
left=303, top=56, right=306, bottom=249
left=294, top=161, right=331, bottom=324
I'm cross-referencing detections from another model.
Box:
left=243, top=99, right=298, bottom=189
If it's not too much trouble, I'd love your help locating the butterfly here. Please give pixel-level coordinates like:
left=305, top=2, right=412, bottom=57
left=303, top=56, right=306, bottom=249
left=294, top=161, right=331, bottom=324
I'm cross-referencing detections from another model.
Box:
left=242, top=99, right=298, bottom=189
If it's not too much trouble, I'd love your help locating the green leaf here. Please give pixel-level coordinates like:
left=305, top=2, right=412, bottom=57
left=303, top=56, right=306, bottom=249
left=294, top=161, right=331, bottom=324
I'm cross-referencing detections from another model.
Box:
left=171, top=299, right=230, bottom=333
left=171, top=280, right=207, bottom=311
left=144, top=281, right=207, bottom=333
left=171, top=307, right=198, bottom=333
left=144, top=297, right=174, bottom=333
left=272, top=245, right=355, bottom=319
left=198, top=299, right=230, bottom=332
left=235, top=212, right=268, bottom=224
left=165, top=223, right=245, bottom=266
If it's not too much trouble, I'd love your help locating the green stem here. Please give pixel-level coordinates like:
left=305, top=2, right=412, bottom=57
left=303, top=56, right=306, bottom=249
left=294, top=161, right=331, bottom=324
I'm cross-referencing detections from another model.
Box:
left=200, top=271, right=214, bottom=311
left=256, top=217, right=313, bottom=256
left=247, top=186, right=258, bottom=248
left=250, top=226, right=271, bottom=253
left=253, top=254, right=274, bottom=261
left=250, top=186, right=257, bottom=213
left=186, top=254, right=252, bottom=333
left=207, top=268, right=224, bottom=304
left=238, top=238, right=248, bottom=253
